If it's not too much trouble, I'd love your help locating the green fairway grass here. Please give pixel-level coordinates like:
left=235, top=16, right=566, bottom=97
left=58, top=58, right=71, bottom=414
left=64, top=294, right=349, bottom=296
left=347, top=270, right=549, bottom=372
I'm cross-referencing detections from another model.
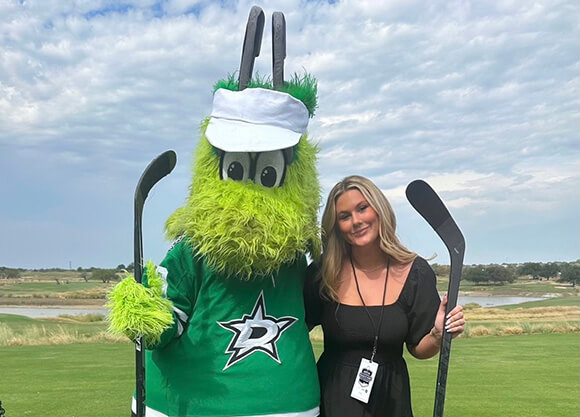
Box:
left=0, top=313, right=109, bottom=343
left=0, top=281, right=105, bottom=295
left=3, top=271, right=577, bottom=303
left=409, top=334, right=578, bottom=417
left=437, top=276, right=578, bottom=297
left=0, top=343, right=134, bottom=417
left=315, top=333, right=578, bottom=417
left=0, top=333, right=577, bottom=417
left=500, top=295, right=579, bottom=308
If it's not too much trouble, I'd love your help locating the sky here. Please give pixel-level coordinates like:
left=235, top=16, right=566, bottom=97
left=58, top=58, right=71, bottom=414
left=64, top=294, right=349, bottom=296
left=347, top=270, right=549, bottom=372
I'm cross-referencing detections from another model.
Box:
left=1, top=0, right=578, bottom=269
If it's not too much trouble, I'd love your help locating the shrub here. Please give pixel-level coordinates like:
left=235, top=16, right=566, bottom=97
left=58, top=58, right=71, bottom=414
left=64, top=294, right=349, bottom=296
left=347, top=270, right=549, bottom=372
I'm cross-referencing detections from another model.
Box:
left=469, top=326, right=491, bottom=337
left=498, top=326, right=524, bottom=335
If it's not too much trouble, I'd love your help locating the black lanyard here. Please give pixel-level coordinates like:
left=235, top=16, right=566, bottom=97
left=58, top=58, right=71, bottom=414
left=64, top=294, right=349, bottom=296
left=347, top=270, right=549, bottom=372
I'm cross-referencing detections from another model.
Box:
left=350, top=254, right=390, bottom=363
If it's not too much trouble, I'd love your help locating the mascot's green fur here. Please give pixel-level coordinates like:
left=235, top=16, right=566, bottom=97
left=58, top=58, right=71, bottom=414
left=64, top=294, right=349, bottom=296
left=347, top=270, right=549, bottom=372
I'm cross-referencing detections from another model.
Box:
left=107, top=66, right=323, bottom=415
left=165, top=125, right=320, bottom=279
left=108, top=74, right=320, bottom=339
left=107, top=260, right=173, bottom=345
left=166, top=74, right=320, bottom=278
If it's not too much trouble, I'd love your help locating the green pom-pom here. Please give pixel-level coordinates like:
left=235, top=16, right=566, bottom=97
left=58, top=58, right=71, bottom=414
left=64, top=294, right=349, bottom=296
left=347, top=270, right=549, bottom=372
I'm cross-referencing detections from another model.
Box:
left=143, top=260, right=164, bottom=297
left=106, top=265, right=174, bottom=346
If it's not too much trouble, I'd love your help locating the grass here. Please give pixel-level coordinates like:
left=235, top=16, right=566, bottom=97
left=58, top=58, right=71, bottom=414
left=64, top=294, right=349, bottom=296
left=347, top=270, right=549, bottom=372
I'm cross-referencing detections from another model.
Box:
left=2, top=272, right=577, bottom=303
left=0, top=313, right=120, bottom=346
left=0, top=293, right=577, bottom=346
left=0, top=272, right=577, bottom=415
left=420, top=333, right=579, bottom=417
left=312, top=333, right=579, bottom=417
left=438, top=276, right=578, bottom=297
left=0, top=282, right=98, bottom=293
left=0, top=282, right=112, bottom=299
left=500, top=295, right=579, bottom=308
left=11, top=270, right=85, bottom=281
left=465, top=305, right=578, bottom=322
left=460, top=304, right=579, bottom=337
left=0, top=343, right=134, bottom=417
left=0, top=270, right=116, bottom=302
left=0, top=334, right=576, bottom=417
left=308, top=304, right=579, bottom=342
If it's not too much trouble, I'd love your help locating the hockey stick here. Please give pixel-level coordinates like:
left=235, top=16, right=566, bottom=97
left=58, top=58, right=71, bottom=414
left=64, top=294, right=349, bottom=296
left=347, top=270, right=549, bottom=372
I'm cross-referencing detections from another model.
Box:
left=238, top=6, right=265, bottom=91
left=405, top=179, right=465, bottom=417
left=272, top=11, right=286, bottom=90
left=133, top=150, right=177, bottom=417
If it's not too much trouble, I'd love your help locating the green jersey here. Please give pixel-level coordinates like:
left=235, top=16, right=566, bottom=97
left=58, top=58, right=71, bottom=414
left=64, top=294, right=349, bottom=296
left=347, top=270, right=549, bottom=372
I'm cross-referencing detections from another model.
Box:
left=139, top=240, right=320, bottom=417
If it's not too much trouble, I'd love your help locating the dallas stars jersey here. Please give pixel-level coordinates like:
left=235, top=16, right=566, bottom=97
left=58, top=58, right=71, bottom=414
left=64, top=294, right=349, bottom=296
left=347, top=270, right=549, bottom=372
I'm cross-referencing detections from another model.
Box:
left=139, top=240, right=320, bottom=417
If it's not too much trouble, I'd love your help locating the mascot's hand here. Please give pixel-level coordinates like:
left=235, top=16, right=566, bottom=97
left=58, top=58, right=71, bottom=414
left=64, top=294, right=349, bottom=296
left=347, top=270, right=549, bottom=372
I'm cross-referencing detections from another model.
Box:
left=107, top=261, right=174, bottom=346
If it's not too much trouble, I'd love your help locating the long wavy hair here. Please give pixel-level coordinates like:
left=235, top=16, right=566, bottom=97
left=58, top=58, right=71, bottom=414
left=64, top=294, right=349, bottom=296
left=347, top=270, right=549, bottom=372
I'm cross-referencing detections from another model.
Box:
left=320, top=175, right=416, bottom=301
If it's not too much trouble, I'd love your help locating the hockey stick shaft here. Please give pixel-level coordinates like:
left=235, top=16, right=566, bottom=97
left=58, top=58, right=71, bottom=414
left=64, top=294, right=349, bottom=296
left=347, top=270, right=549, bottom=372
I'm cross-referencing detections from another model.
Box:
left=272, top=11, right=286, bottom=90
left=433, top=245, right=464, bottom=417
left=133, top=150, right=176, bottom=417
left=405, top=180, right=465, bottom=417
left=239, top=6, right=265, bottom=91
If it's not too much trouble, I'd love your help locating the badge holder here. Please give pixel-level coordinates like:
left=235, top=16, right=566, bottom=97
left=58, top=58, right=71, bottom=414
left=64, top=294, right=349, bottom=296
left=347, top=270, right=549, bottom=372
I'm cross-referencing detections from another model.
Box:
left=351, top=357, right=379, bottom=403
left=349, top=257, right=390, bottom=404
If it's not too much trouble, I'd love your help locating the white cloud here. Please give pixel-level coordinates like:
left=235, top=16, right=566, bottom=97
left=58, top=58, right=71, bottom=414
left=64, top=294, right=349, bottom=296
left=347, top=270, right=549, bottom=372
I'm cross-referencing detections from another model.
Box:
left=0, top=0, right=578, bottom=267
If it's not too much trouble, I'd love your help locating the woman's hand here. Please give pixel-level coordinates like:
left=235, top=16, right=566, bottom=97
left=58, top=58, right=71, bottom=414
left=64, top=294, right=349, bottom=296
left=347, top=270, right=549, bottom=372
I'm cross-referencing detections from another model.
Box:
left=410, top=294, right=466, bottom=359
left=433, top=294, right=465, bottom=339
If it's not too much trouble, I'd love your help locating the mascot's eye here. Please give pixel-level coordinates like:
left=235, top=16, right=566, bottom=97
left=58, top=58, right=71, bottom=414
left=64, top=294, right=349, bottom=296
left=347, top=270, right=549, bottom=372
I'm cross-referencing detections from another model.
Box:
left=254, top=150, right=286, bottom=188
left=220, top=152, right=251, bottom=182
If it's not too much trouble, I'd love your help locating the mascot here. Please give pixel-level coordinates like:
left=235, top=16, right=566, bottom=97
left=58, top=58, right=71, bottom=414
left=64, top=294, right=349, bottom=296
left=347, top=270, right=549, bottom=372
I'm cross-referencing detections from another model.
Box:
left=108, top=7, right=321, bottom=417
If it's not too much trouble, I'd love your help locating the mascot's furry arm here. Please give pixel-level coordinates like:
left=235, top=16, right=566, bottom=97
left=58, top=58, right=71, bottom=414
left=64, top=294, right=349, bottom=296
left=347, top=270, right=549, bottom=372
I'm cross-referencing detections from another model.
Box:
left=107, top=260, right=174, bottom=347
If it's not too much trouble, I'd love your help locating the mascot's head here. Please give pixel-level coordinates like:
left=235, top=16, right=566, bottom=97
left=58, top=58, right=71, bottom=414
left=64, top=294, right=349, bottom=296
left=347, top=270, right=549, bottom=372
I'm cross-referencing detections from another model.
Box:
left=166, top=7, right=320, bottom=279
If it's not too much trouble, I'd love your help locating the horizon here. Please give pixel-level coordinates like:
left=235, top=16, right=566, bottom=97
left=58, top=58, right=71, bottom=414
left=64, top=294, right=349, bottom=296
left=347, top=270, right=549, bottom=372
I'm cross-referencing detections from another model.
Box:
left=2, top=258, right=580, bottom=271
left=1, top=1, right=578, bottom=270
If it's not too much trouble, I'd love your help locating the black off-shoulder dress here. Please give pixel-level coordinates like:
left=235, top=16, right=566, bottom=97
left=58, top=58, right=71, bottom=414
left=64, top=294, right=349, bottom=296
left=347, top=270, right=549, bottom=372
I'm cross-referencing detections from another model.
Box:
left=304, top=257, right=440, bottom=417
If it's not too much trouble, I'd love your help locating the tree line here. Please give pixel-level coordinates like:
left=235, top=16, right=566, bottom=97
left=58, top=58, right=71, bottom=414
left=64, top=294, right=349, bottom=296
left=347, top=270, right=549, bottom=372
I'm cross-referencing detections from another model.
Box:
left=0, top=263, right=135, bottom=283
left=2, top=261, right=579, bottom=287
left=0, top=267, right=23, bottom=279
left=431, top=261, right=579, bottom=287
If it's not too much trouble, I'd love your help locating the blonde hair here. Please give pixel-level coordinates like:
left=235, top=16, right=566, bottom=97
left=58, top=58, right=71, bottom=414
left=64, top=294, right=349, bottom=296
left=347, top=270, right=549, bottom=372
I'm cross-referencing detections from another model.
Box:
left=320, top=175, right=416, bottom=301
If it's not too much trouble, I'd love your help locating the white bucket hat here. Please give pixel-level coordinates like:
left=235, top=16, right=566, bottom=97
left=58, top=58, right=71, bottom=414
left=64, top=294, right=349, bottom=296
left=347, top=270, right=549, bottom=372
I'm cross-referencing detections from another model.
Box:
left=205, top=87, right=309, bottom=152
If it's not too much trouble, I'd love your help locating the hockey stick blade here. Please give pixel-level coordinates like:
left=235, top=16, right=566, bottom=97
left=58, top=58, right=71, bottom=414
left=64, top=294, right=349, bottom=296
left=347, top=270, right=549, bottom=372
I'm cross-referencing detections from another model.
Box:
left=405, top=179, right=465, bottom=307
left=133, top=149, right=176, bottom=417
left=405, top=180, right=464, bottom=257
left=405, top=179, right=465, bottom=417
left=135, top=150, right=177, bottom=214
left=134, top=150, right=177, bottom=282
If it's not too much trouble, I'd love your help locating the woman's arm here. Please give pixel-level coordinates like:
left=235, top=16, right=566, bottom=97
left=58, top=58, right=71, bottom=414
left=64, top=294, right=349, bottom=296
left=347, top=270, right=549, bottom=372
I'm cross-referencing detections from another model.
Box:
left=408, top=294, right=465, bottom=359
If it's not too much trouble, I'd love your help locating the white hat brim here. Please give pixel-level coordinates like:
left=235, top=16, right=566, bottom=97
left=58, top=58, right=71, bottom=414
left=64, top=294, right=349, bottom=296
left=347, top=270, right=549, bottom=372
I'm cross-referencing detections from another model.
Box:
left=206, top=118, right=302, bottom=152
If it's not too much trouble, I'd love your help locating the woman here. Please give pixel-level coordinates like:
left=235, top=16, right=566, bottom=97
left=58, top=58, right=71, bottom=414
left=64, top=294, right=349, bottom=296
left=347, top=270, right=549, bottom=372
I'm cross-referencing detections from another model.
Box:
left=304, top=175, right=465, bottom=417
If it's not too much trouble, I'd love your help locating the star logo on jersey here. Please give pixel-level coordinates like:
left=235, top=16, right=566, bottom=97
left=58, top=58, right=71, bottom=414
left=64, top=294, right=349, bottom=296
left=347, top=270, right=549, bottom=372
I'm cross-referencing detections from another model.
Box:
left=218, top=291, right=297, bottom=370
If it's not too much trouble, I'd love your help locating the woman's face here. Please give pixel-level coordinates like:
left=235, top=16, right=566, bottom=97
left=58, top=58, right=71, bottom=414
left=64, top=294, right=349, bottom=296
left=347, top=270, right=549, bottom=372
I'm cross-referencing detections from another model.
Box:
left=335, top=189, right=380, bottom=248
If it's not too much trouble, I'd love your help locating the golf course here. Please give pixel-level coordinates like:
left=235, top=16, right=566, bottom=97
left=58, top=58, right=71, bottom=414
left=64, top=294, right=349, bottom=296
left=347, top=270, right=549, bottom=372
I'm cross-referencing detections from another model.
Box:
left=0, top=269, right=578, bottom=416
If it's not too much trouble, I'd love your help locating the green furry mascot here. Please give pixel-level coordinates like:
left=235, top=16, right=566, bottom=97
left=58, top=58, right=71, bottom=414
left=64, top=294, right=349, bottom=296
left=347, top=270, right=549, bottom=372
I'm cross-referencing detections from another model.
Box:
left=108, top=7, right=321, bottom=417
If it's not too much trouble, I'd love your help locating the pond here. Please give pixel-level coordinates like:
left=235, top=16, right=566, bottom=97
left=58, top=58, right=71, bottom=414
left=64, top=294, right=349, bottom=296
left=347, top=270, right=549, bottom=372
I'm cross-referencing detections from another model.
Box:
left=0, top=295, right=549, bottom=319
left=457, top=295, right=547, bottom=308
left=0, top=307, right=109, bottom=318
